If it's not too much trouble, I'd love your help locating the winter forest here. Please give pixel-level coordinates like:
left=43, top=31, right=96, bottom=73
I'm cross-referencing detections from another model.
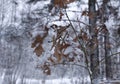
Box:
left=0, top=0, right=120, bottom=84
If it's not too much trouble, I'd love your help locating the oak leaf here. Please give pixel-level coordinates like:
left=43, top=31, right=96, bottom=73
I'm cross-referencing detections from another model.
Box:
left=42, top=64, right=51, bottom=75
left=31, top=35, right=43, bottom=48
left=53, top=0, right=75, bottom=8
left=54, top=48, right=62, bottom=62
left=34, top=44, right=44, bottom=56
left=53, top=40, right=70, bottom=63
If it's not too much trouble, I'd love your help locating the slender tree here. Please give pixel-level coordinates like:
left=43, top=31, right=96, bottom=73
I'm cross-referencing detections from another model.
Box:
left=102, top=0, right=112, bottom=79
left=89, top=0, right=99, bottom=79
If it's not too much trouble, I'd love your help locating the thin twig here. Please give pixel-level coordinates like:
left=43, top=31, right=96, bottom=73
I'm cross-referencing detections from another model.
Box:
left=52, top=19, right=90, bottom=27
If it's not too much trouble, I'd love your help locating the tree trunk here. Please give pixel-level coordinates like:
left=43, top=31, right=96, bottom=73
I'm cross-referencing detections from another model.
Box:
left=89, top=0, right=99, bottom=80
left=104, top=32, right=112, bottom=78
left=102, top=0, right=112, bottom=79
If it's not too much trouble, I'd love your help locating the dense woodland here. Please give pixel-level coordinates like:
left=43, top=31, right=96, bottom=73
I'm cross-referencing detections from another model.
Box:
left=0, top=0, right=120, bottom=84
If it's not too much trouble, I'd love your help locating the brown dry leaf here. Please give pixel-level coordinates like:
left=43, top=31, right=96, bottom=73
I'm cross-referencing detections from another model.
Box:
left=31, top=26, right=48, bottom=48
left=53, top=0, right=64, bottom=8
left=51, top=24, right=69, bottom=50
left=53, top=0, right=75, bottom=8
left=94, top=28, right=99, bottom=35
left=31, top=35, right=43, bottom=48
left=73, top=36, right=79, bottom=42
left=56, top=41, right=64, bottom=52
left=81, top=11, right=88, bottom=16
left=53, top=41, right=63, bottom=62
left=31, top=35, right=45, bottom=57
left=59, top=11, right=64, bottom=20
left=34, top=44, right=44, bottom=57
left=60, top=43, right=70, bottom=52
left=31, top=27, right=48, bottom=57
left=43, top=64, right=51, bottom=75
left=45, top=69, right=51, bottom=75
left=54, top=48, right=62, bottom=62
left=54, top=41, right=70, bottom=62
left=48, top=57, right=55, bottom=63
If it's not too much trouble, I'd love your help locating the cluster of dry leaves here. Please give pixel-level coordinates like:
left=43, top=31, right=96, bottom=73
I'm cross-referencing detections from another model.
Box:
left=30, top=0, right=112, bottom=75
left=31, top=22, right=111, bottom=75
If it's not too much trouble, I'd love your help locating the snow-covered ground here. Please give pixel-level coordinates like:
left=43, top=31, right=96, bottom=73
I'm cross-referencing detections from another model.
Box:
left=0, top=77, right=90, bottom=84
